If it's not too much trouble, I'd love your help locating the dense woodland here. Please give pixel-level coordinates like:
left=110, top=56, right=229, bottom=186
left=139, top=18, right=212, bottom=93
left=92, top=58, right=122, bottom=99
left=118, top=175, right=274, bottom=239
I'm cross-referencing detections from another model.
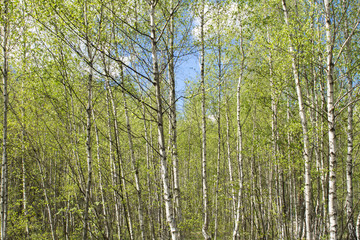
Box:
left=0, top=0, right=360, bottom=239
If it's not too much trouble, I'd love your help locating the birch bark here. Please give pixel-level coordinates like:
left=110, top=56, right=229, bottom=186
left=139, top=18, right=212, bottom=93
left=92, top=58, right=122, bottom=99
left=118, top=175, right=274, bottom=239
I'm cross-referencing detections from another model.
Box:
left=0, top=0, right=9, bottom=238
left=281, top=1, right=312, bottom=239
left=122, top=69, right=145, bottom=240
left=105, top=78, right=134, bottom=239
left=92, top=112, right=110, bottom=239
left=343, top=1, right=355, bottom=237
left=233, top=22, right=244, bottom=240
left=214, top=20, right=222, bottom=240
left=324, top=1, right=337, bottom=239
left=150, top=1, right=179, bottom=239
left=168, top=0, right=182, bottom=229
left=225, top=97, right=236, bottom=222
left=21, top=23, right=29, bottom=238
left=199, top=1, right=210, bottom=238
left=82, top=1, right=93, bottom=238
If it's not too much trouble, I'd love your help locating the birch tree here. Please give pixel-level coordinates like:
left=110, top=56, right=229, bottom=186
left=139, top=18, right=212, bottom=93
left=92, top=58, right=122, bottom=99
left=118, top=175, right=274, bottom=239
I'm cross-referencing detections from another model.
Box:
left=323, top=1, right=337, bottom=238
left=0, top=0, right=9, bottom=238
left=150, top=1, right=179, bottom=239
left=199, top=1, right=210, bottom=238
left=168, top=0, right=182, bottom=229
left=281, top=0, right=312, bottom=238
left=81, top=0, right=94, bottom=237
left=344, top=0, right=355, bottom=237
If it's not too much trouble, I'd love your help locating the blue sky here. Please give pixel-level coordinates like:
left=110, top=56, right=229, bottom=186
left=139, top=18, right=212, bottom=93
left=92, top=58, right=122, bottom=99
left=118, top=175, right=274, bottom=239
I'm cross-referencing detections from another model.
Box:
left=175, top=51, right=199, bottom=111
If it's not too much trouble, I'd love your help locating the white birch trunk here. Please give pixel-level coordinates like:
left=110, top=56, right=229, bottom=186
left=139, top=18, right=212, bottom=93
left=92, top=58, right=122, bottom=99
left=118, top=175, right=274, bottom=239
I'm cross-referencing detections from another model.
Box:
left=0, top=0, right=9, bottom=238
left=168, top=0, right=181, bottom=228
left=106, top=79, right=134, bottom=239
left=143, top=102, right=156, bottom=240
left=92, top=112, right=110, bottom=239
left=225, top=97, right=236, bottom=221
left=356, top=213, right=360, bottom=239
left=122, top=71, right=145, bottom=240
left=21, top=47, right=29, bottom=239
left=82, top=64, right=93, bottom=240
left=233, top=72, right=243, bottom=240
left=82, top=2, right=93, bottom=237
left=233, top=22, right=245, bottom=240
left=150, top=1, right=179, bottom=239
left=37, top=155, right=56, bottom=240
left=346, top=70, right=355, bottom=239
left=343, top=1, right=355, bottom=237
left=214, top=28, right=222, bottom=240
left=281, top=1, right=312, bottom=239
left=105, top=88, right=122, bottom=239
left=199, top=1, right=210, bottom=238
left=324, top=1, right=337, bottom=239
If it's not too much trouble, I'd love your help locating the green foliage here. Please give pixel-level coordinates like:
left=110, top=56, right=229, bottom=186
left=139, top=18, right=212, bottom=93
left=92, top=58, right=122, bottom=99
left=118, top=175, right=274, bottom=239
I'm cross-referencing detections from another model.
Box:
left=2, top=0, right=360, bottom=238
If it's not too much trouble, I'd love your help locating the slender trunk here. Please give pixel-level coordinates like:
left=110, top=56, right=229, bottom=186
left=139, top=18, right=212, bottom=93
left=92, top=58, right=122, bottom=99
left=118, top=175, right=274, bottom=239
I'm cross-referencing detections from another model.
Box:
left=21, top=16, right=29, bottom=237
left=37, top=155, right=56, bottom=240
left=250, top=107, right=257, bottom=239
left=313, top=78, right=322, bottom=239
left=226, top=96, right=235, bottom=221
left=106, top=88, right=122, bottom=239
left=309, top=8, right=322, bottom=238
left=82, top=65, right=93, bottom=240
left=324, top=1, right=337, bottom=239
left=233, top=23, right=244, bottom=240
left=122, top=68, right=145, bottom=240
left=143, top=103, right=156, bottom=240
left=70, top=90, right=85, bottom=193
left=346, top=76, right=355, bottom=239
left=106, top=79, right=133, bottom=239
left=82, top=46, right=93, bottom=240
left=199, top=1, right=210, bottom=238
left=21, top=60, right=29, bottom=240
left=282, top=1, right=312, bottom=239
left=270, top=52, right=284, bottom=239
left=0, top=0, right=9, bottom=238
left=287, top=96, right=297, bottom=239
left=319, top=80, right=328, bottom=236
left=233, top=70, right=243, bottom=240
left=168, top=0, right=182, bottom=230
left=106, top=7, right=133, bottom=238
left=92, top=112, right=110, bottom=239
left=343, top=1, right=355, bottom=237
left=357, top=214, right=360, bottom=239
left=22, top=126, right=28, bottom=238
left=233, top=73, right=243, bottom=240
left=214, top=26, right=222, bottom=240
left=150, top=1, right=179, bottom=239
left=82, top=1, right=93, bottom=238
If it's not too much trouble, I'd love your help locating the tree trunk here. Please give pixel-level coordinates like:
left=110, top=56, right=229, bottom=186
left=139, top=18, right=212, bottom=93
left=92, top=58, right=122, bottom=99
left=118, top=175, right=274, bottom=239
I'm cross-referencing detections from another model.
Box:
left=82, top=1, right=94, bottom=238
left=324, top=1, right=337, bottom=239
left=356, top=213, right=360, bottom=239
left=122, top=68, right=145, bottom=240
left=199, top=1, right=210, bottom=239
left=281, top=1, right=312, bottom=239
left=225, top=96, right=236, bottom=222
left=92, top=112, right=110, bottom=239
left=233, top=22, right=244, bottom=240
left=36, top=153, right=57, bottom=240
left=168, top=0, right=182, bottom=231
left=343, top=1, right=355, bottom=237
left=21, top=47, right=29, bottom=240
left=150, top=1, right=179, bottom=239
left=214, top=24, right=222, bottom=240
left=143, top=102, right=156, bottom=240
left=105, top=79, right=133, bottom=240
left=0, top=0, right=9, bottom=238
